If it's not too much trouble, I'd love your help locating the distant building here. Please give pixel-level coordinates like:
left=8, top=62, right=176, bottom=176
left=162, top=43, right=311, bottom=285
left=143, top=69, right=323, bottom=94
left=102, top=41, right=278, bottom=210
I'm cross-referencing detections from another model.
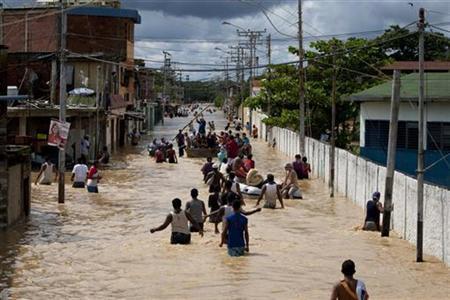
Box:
left=350, top=72, right=450, bottom=188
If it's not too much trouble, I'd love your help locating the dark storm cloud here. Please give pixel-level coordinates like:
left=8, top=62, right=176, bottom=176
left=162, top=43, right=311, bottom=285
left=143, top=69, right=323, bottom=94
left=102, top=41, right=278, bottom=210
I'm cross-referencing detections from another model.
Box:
left=121, top=0, right=279, bottom=18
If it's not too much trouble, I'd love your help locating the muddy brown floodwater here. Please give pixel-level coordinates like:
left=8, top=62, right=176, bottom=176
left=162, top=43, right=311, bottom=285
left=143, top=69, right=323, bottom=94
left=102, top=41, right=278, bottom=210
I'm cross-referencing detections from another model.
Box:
left=0, top=109, right=449, bottom=299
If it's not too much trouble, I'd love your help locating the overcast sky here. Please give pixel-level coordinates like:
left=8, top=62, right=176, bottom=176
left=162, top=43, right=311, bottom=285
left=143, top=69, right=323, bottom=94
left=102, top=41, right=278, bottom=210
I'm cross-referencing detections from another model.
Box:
left=4, top=0, right=450, bottom=80
left=123, top=0, right=450, bottom=80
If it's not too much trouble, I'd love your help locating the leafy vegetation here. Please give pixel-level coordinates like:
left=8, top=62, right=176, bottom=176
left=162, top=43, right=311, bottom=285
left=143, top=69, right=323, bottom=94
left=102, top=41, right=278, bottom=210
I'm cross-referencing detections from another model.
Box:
left=244, top=25, right=450, bottom=149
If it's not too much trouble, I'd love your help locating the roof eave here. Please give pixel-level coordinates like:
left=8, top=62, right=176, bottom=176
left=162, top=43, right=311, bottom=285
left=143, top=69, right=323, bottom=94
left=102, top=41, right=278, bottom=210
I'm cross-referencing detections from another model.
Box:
left=349, top=96, right=450, bottom=102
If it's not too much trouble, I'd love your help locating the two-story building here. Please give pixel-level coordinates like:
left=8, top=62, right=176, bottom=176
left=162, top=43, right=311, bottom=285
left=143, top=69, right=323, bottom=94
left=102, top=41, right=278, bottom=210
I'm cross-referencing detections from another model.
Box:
left=0, top=4, right=141, bottom=162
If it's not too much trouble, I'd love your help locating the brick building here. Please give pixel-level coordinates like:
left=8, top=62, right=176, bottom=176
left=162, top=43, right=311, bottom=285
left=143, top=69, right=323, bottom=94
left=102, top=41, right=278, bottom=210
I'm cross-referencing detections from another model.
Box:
left=0, top=5, right=143, bottom=159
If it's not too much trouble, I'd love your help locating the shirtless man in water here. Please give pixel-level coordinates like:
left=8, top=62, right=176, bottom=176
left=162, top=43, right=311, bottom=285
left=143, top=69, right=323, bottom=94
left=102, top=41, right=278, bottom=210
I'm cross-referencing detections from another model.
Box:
left=331, top=260, right=369, bottom=300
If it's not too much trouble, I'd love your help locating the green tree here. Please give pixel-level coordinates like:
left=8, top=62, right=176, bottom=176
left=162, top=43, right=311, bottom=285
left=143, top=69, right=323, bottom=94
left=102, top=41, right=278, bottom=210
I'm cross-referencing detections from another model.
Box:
left=247, top=37, right=388, bottom=147
left=376, top=25, right=450, bottom=61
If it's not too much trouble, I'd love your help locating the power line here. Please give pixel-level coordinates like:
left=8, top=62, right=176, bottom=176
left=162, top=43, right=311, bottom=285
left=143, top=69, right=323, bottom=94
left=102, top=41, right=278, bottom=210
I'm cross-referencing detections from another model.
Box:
left=67, top=30, right=416, bottom=73
left=0, top=0, right=113, bottom=28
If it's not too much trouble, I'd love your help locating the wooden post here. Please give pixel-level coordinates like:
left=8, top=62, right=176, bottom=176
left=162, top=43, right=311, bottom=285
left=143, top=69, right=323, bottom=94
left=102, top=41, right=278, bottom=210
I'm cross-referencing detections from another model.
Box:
left=381, top=70, right=401, bottom=236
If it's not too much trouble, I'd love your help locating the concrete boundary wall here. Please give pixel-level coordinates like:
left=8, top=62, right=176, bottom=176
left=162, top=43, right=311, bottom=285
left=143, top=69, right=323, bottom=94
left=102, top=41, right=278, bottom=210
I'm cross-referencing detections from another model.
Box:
left=251, top=110, right=450, bottom=266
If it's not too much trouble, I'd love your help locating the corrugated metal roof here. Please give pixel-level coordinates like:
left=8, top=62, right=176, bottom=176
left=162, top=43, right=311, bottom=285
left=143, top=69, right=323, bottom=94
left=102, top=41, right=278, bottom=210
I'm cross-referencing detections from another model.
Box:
left=381, top=61, right=450, bottom=71
left=68, top=6, right=141, bottom=24
left=350, top=72, right=450, bottom=102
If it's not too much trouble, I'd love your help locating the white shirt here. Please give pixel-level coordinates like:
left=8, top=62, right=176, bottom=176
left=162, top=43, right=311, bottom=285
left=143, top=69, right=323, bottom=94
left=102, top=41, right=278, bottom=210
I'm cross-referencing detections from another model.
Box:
left=72, top=164, right=88, bottom=183
left=39, top=162, right=54, bottom=184
left=264, top=182, right=278, bottom=207
left=219, top=162, right=228, bottom=175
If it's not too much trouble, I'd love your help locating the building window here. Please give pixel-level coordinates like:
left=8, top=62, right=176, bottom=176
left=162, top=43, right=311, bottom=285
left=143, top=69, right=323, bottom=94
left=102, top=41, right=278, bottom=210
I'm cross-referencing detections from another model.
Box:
left=365, top=120, right=389, bottom=148
left=397, top=121, right=418, bottom=150
left=427, top=122, right=450, bottom=151
left=365, top=120, right=418, bottom=150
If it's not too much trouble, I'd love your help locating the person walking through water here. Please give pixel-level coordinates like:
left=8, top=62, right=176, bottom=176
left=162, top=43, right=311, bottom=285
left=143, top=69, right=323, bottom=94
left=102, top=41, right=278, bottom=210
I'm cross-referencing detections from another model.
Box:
left=208, top=186, right=221, bottom=234
left=363, top=192, right=383, bottom=231
left=204, top=190, right=260, bottom=235
left=207, top=164, right=225, bottom=193
left=80, top=135, right=90, bottom=161
left=256, top=174, right=284, bottom=209
left=150, top=198, right=203, bottom=244
left=186, top=188, right=207, bottom=232
left=86, top=161, right=102, bottom=193
left=330, top=259, right=369, bottom=300
left=71, top=157, right=88, bottom=188
left=220, top=200, right=249, bottom=257
left=35, top=157, right=57, bottom=185
left=175, top=129, right=186, bottom=157
left=167, top=144, right=178, bottom=164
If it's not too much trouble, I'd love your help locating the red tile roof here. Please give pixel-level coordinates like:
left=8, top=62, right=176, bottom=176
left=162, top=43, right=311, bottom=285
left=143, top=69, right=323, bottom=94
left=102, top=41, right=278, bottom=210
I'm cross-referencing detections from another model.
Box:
left=381, top=61, right=450, bottom=70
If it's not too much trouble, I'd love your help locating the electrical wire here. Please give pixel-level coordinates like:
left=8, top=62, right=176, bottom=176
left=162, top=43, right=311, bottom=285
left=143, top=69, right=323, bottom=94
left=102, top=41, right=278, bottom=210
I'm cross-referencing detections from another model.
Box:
left=0, top=0, right=116, bottom=28
left=429, top=24, right=450, bottom=34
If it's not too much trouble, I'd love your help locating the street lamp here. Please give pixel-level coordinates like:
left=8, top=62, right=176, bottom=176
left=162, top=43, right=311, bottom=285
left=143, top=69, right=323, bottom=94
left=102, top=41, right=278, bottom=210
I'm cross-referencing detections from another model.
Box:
left=214, top=47, right=231, bottom=55
left=222, top=21, right=247, bottom=31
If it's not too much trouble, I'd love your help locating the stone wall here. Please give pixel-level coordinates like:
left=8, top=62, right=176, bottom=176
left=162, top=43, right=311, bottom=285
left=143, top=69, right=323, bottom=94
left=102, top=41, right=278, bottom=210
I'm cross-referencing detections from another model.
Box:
left=252, top=110, right=450, bottom=266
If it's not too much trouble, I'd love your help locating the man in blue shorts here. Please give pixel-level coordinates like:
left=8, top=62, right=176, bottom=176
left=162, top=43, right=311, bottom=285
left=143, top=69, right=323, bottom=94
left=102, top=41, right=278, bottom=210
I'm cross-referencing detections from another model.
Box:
left=220, top=200, right=249, bottom=256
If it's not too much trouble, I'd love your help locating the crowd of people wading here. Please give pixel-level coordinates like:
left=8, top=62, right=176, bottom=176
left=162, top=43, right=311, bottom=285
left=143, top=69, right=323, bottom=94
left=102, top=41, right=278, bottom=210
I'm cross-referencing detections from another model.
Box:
left=146, top=104, right=371, bottom=300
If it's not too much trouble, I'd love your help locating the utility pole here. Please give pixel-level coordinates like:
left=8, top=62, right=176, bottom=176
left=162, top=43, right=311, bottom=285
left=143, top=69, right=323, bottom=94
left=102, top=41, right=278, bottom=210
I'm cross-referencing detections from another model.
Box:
left=266, top=34, right=272, bottom=116
left=241, top=47, right=245, bottom=120
left=329, top=46, right=337, bottom=198
left=237, top=29, right=265, bottom=130
left=58, top=0, right=67, bottom=204
left=249, top=34, right=254, bottom=127
left=185, top=74, right=190, bottom=102
left=382, top=70, right=401, bottom=236
left=95, top=65, right=101, bottom=157
left=298, top=0, right=306, bottom=154
left=230, top=45, right=245, bottom=118
left=162, top=51, right=171, bottom=125
left=50, top=60, right=57, bottom=104
left=225, top=57, right=229, bottom=100
left=416, top=7, right=425, bottom=263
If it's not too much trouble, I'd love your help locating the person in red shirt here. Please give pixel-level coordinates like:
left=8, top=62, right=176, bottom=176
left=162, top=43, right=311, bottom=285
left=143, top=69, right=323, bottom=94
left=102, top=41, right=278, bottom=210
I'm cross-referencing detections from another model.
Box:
left=87, top=161, right=102, bottom=193
left=243, top=154, right=255, bottom=171
left=226, top=135, right=239, bottom=159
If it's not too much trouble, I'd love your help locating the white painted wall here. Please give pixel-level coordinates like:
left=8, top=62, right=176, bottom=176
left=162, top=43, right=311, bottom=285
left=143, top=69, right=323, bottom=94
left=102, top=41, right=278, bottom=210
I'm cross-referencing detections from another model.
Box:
left=252, top=110, right=450, bottom=266
left=360, top=102, right=450, bottom=147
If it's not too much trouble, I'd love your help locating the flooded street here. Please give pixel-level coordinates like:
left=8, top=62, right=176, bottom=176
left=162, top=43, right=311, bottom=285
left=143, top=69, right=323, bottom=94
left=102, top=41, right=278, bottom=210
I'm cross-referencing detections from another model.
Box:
left=1, top=110, right=449, bottom=299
